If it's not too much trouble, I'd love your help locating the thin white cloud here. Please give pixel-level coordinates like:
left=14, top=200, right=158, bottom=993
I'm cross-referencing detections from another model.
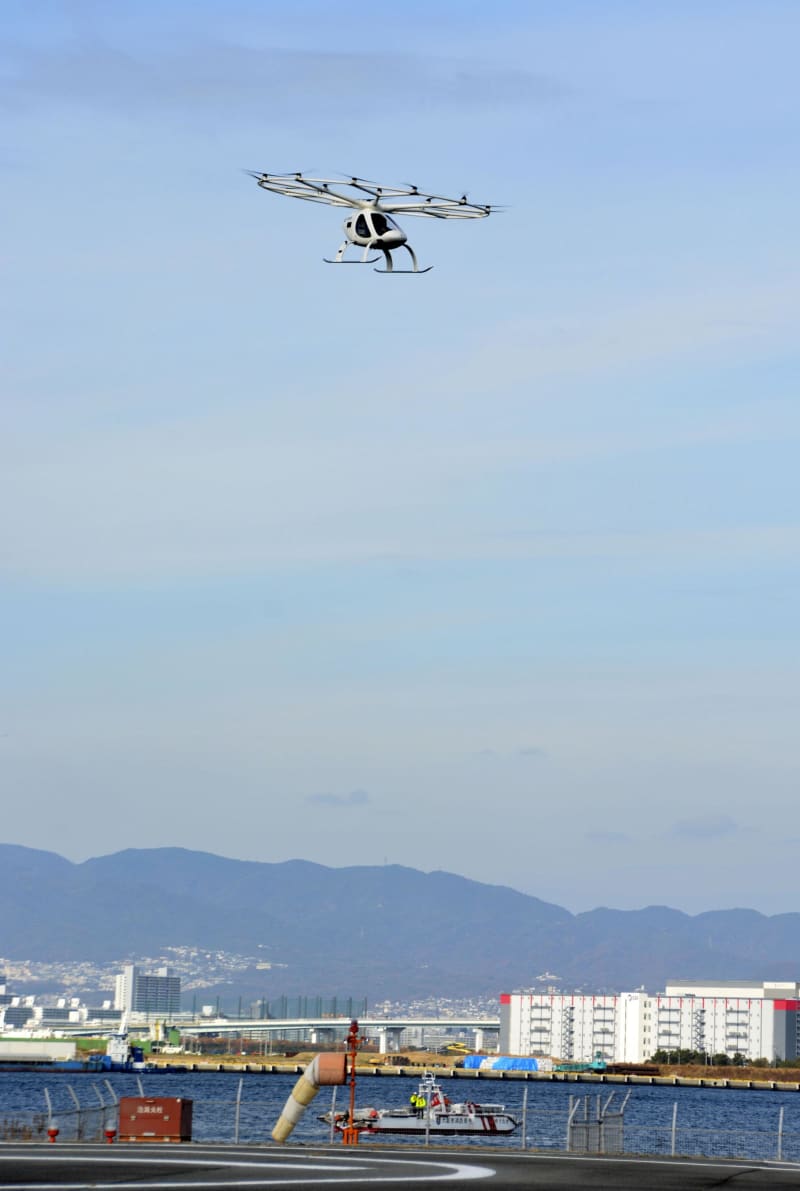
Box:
left=305, top=789, right=370, bottom=808
left=2, top=424, right=798, bottom=585
left=1, top=39, right=565, bottom=120
left=3, top=266, right=799, bottom=584
left=473, top=746, right=547, bottom=761
left=585, top=830, right=631, bottom=844
left=446, top=279, right=800, bottom=391
left=670, top=814, right=740, bottom=842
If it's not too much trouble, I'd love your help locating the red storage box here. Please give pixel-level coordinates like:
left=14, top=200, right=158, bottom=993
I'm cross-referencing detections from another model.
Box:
left=118, top=1097, right=193, bottom=1142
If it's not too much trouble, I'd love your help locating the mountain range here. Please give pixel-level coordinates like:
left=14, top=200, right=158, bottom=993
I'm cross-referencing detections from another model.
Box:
left=2, top=844, right=798, bottom=1002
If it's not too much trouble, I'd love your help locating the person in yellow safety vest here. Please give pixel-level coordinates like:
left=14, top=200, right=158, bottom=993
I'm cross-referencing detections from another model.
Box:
left=409, top=1092, right=419, bottom=1114
left=416, top=1095, right=427, bottom=1117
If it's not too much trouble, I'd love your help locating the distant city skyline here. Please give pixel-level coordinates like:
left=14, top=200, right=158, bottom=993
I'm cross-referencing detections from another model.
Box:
left=2, top=1, right=799, bottom=915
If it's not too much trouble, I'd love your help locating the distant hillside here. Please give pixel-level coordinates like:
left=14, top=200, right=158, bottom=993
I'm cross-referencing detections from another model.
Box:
left=1, top=844, right=798, bottom=1000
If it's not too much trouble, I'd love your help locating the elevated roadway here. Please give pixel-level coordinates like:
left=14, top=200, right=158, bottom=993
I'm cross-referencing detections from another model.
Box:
left=176, top=1015, right=500, bottom=1042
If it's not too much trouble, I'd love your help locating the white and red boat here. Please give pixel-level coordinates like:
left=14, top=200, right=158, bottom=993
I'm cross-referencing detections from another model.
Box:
left=320, top=1072, right=519, bottom=1137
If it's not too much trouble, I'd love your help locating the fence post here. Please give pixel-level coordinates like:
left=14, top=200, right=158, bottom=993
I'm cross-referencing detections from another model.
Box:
left=777, top=1105, right=784, bottom=1163
left=99, top=1078, right=118, bottom=1134
left=670, top=1101, right=678, bottom=1158
left=520, top=1085, right=528, bottom=1151
left=234, top=1077, right=243, bottom=1144
left=329, top=1087, right=338, bottom=1144
left=566, top=1095, right=579, bottom=1153
left=66, top=1085, right=82, bottom=1140
left=92, top=1084, right=105, bottom=1139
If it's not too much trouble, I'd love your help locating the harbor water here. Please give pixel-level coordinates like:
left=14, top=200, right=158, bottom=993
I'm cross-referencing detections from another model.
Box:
left=2, top=1069, right=800, bottom=1161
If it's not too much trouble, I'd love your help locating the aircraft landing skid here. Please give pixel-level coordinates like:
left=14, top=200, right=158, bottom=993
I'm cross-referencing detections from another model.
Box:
left=324, top=242, right=380, bottom=266
left=374, top=265, right=433, bottom=274
left=323, top=242, right=432, bottom=273
left=374, top=245, right=432, bottom=274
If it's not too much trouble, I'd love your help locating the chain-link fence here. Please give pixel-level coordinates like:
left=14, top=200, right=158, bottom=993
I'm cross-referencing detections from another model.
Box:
left=0, top=1082, right=275, bottom=1145
left=559, top=1095, right=800, bottom=1163
left=622, top=1123, right=800, bottom=1163
left=0, top=1104, right=110, bottom=1143
left=0, top=1112, right=49, bottom=1142
left=620, top=1100, right=800, bottom=1165
left=2, top=1084, right=799, bottom=1165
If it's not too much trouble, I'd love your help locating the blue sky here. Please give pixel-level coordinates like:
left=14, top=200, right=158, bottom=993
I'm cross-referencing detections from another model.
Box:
left=2, top=0, right=799, bottom=915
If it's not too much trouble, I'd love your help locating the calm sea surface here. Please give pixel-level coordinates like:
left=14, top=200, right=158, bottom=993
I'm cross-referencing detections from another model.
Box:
left=1, top=1070, right=799, bottom=1159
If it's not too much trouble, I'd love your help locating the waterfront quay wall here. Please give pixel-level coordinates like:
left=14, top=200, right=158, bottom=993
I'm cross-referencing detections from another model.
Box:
left=165, top=1061, right=800, bottom=1093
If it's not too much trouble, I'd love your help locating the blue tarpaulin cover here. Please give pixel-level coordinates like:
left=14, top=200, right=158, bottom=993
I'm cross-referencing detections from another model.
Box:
left=462, top=1055, right=539, bottom=1071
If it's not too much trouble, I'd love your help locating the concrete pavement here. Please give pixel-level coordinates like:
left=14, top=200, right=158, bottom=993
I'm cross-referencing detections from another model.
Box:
left=1, top=1143, right=799, bottom=1189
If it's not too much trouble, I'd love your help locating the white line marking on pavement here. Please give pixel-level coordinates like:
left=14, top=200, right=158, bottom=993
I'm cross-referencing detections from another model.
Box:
left=0, top=1150, right=495, bottom=1185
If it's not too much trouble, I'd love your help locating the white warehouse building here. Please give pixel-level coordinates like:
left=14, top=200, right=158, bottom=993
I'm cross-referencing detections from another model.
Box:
left=500, top=981, right=800, bottom=1065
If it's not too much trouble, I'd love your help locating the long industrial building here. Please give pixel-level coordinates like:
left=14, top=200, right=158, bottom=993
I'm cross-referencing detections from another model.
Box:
left=500, top=981, right=800, bottom=1064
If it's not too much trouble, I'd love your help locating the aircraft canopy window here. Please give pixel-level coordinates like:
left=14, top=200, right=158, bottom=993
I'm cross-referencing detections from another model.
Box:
left=355, top=214, right=370, bottom=237
left=371, top=213, right=390, bottom=235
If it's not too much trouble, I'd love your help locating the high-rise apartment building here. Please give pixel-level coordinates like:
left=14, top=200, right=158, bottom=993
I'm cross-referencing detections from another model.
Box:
left=114, top=964, right=181, bottom=1015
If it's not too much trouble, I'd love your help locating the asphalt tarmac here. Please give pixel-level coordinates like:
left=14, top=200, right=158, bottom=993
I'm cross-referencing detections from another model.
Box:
left=1, top=1143, right=799, bottom=1189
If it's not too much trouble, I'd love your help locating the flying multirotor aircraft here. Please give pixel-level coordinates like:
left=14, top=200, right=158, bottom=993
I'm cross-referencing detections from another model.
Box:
left=247, top=172, right=495, bottom=273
